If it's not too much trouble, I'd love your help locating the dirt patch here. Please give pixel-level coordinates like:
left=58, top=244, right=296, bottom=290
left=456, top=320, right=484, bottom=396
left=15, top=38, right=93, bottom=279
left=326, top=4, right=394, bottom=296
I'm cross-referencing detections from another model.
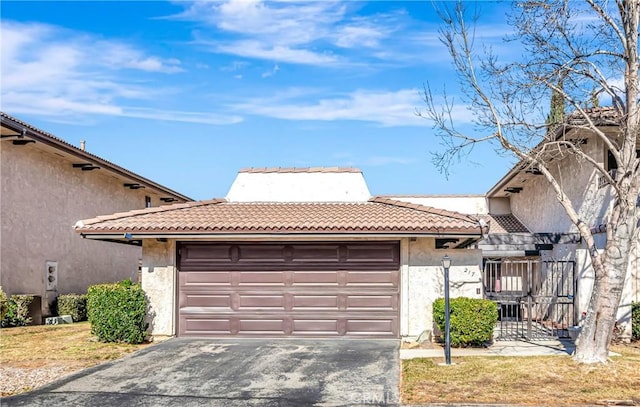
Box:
left=0, top=322, right=151, bottom=396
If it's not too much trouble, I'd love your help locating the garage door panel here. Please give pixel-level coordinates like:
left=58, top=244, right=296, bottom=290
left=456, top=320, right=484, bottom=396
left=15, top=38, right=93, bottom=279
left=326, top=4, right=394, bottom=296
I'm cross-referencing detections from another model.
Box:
left=292, top=271, right=339, bottom=285
left=345, top=270, right=398, bottom=286
left=346, top=319, right=396, bottom=336
left=238, top=245, right=287, bottom=262
left=346, top=295, right=397, bottom=310
left=292, top=319, right=340, bottom=335
left=182, top=317, right=233, bottom=335
left=177, top=242, right=400, bottom=338
left=291, top=295, right=339, bottom=309
left=238, top=294, right=285, bottom=309
left=238, top=271, right=286, bottom=285
left=345, top=244, right=399, bottom=263
left=181, top=293, right=232, bottom=308
left=237, top=318, right=286, bottom=334
left=183, top=271, right=232, bottom=285
left=291, top=245, right=341, bottom=262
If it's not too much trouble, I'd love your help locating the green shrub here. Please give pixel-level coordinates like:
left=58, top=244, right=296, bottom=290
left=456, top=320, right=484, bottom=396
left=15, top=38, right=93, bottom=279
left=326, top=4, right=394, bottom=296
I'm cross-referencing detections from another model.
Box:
left=632, top=302, right=639, bottom=341
left=57, top=294, right=87, bottom=322
left=433, top=297, right=498, bottom=347
left=87, top=279, right=148, bottom=344
left=0, top=287, right=8, bottom=322
left=1, top=294, right=34, bottom=327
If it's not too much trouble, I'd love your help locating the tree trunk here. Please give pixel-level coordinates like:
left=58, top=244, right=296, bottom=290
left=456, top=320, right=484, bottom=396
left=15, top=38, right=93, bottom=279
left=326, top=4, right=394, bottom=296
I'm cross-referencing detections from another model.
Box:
left=574, top=207, right=634, bottom=363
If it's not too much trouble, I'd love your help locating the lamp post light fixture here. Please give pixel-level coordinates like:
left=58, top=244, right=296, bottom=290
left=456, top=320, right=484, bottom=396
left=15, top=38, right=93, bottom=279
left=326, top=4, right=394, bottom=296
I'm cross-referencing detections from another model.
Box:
left=441, top=254, right=452, bottom=365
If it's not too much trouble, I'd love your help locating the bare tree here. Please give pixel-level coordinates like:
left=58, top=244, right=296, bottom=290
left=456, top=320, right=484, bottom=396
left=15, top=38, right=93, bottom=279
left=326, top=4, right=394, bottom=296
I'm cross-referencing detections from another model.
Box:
left=421, top=1, right=639, bottom=363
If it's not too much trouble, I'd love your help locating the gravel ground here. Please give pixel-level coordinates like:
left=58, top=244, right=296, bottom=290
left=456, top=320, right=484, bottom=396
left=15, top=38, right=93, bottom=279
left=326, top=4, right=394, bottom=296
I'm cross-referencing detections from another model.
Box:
left=0, top=366, right=69, bottom=396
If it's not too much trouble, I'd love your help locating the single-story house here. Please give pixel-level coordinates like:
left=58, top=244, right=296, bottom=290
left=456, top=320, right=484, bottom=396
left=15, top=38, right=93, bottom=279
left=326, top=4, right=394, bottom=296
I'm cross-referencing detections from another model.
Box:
left=75, top=167, right=488, bottom=338
left=1, top=112, right=191, bottom=321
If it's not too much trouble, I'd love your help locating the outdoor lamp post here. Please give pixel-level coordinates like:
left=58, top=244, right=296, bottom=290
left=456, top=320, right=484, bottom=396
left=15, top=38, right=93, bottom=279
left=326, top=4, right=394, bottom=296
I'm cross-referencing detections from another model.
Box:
left=441, top=254, right=452, bottom=365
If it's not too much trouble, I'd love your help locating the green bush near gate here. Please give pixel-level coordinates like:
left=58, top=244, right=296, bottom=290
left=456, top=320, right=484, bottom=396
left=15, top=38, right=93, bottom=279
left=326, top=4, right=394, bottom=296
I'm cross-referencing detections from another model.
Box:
left=433, top=297, right=498, bottom=347
left=87, top=279, right=148, bottom=344
left=632, top=302, right=639, bottom=341
left=56, top=294, right=88, bottom=322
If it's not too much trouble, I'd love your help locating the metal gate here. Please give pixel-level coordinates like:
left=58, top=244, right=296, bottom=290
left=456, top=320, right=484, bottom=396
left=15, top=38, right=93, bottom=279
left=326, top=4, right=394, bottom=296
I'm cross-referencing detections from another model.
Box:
left=483, top=259, right=576, bottom=340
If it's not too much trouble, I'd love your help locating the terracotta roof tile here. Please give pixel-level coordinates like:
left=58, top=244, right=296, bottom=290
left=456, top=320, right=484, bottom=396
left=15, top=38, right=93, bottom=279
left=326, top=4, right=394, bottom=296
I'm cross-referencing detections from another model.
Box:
left=567, top=106, right=621, bottom=126
left=480, top=214, right=530, bottom=234
left=76, top=198, right=482, bottom=235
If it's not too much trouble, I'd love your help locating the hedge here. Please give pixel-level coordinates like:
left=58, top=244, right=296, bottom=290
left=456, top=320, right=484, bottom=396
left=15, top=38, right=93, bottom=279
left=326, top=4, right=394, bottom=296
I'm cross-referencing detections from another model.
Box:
left=87, top=279, right=148, bottom=343
left=57, top=294, right=88, bottom=322
left=1, top=293, right=34, bottom=327
left=433, top=297, right=498, bottom=347
left=0, top=287, right=8, bottom=322
left=633, top=302, right=639, bottom=341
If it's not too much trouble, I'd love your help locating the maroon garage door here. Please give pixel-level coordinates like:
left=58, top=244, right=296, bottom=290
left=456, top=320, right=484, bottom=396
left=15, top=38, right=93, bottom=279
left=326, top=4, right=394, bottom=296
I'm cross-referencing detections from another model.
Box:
left=177, top=242, right=400, bottom=338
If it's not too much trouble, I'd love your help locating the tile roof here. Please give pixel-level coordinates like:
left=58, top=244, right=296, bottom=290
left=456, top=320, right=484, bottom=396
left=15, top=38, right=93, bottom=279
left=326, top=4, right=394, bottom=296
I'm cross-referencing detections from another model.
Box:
left=239, top=167, right=361, bottom=173
left=75, top=197, right=482, bottom=235
left=567, top=106, right=621, bottom=126
left=480, top=214, right=530, bottom=234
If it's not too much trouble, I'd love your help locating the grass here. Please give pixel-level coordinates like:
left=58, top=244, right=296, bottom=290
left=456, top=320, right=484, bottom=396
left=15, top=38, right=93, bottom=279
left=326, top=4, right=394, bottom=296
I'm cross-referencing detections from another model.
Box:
left=0, top=322, right=150, bottom=396
left=402, top=343, right=640, bottom=406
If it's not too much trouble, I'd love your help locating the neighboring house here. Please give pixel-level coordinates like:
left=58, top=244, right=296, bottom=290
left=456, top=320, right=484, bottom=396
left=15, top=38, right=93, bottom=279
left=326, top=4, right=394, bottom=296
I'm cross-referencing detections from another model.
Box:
left=75, top=167, right=487, bottom=339
left=394, top=107, right=639, bottom=341
left=1, top=113, right=191, bottom=322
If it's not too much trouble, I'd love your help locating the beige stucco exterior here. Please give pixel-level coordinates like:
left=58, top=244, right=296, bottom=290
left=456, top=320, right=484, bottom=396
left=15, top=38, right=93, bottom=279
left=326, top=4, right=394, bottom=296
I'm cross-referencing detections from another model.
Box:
left=491, top=131, right=638, bottom=339
left=140, top=236, right=483, bottom=339
left=0, top=121, right=189, bottom=320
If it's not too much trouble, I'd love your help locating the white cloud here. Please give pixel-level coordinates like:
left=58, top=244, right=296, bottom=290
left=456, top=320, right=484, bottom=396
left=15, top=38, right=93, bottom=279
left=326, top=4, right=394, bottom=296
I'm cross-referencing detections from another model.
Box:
left=1, top=21, right=238, bottom=125
left=261, top=64, right=280, bottom=78
left=216, top=40, right=339, bottom=65
left=230, top=88, right=431, bottom=127
left=175, top=1, right=401, bottom=66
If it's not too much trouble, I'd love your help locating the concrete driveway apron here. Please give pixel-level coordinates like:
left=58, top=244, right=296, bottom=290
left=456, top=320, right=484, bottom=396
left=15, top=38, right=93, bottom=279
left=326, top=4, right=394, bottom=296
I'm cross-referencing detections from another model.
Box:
left=3, top=338, right=400, bottom=406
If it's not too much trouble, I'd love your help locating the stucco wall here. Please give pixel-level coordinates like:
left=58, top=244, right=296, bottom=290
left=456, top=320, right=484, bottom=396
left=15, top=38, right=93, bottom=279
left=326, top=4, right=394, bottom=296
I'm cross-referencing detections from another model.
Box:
left=391, top=196, right=488, bottom=215
left=141, top=239, right=176, bottom=336
left=226, top=171, right=371, bottom=202
left=402, top=237, right=483, bottom=338
left=510, top=134, right=613, bottom=233
left=0, top=142, right=167, bottom=317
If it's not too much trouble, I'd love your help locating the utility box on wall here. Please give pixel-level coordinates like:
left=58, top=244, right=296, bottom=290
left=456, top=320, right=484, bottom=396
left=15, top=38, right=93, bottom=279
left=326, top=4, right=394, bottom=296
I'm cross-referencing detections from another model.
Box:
left=45, top=261, right=58, bottom=291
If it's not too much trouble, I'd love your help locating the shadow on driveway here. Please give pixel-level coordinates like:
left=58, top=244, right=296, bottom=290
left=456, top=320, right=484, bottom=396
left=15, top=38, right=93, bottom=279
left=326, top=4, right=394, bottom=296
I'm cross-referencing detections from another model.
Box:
left=3, top=338, right=399, bottom=406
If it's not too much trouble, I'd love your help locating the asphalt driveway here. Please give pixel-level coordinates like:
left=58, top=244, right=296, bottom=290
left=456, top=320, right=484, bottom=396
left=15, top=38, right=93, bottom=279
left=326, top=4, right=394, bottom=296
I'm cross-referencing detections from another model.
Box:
left=3, top=338, right=400, bottom=406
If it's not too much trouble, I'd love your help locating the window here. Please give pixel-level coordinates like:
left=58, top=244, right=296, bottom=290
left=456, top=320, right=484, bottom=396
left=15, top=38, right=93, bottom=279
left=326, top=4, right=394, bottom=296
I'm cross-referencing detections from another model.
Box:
left=145, top=196, right=151, bottom=208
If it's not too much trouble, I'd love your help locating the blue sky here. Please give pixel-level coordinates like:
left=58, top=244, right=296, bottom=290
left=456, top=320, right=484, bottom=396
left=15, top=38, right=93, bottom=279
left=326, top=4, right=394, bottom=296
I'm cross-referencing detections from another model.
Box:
left=1, top=1, right=516, bottom=200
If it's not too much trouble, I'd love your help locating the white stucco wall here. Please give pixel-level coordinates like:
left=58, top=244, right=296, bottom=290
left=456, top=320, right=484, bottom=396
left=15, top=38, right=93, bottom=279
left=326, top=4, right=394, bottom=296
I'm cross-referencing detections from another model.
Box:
left=226, top=170, right=371, bottom=202
left=509, top=134, right=613, bottom=233
left=0, top=141, right=170, bottom=317
left=391, top=195, right=488, bottom=215
left=141, top=239, right=176, bottom=337
left=402, top=237, right=484, bottom=338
